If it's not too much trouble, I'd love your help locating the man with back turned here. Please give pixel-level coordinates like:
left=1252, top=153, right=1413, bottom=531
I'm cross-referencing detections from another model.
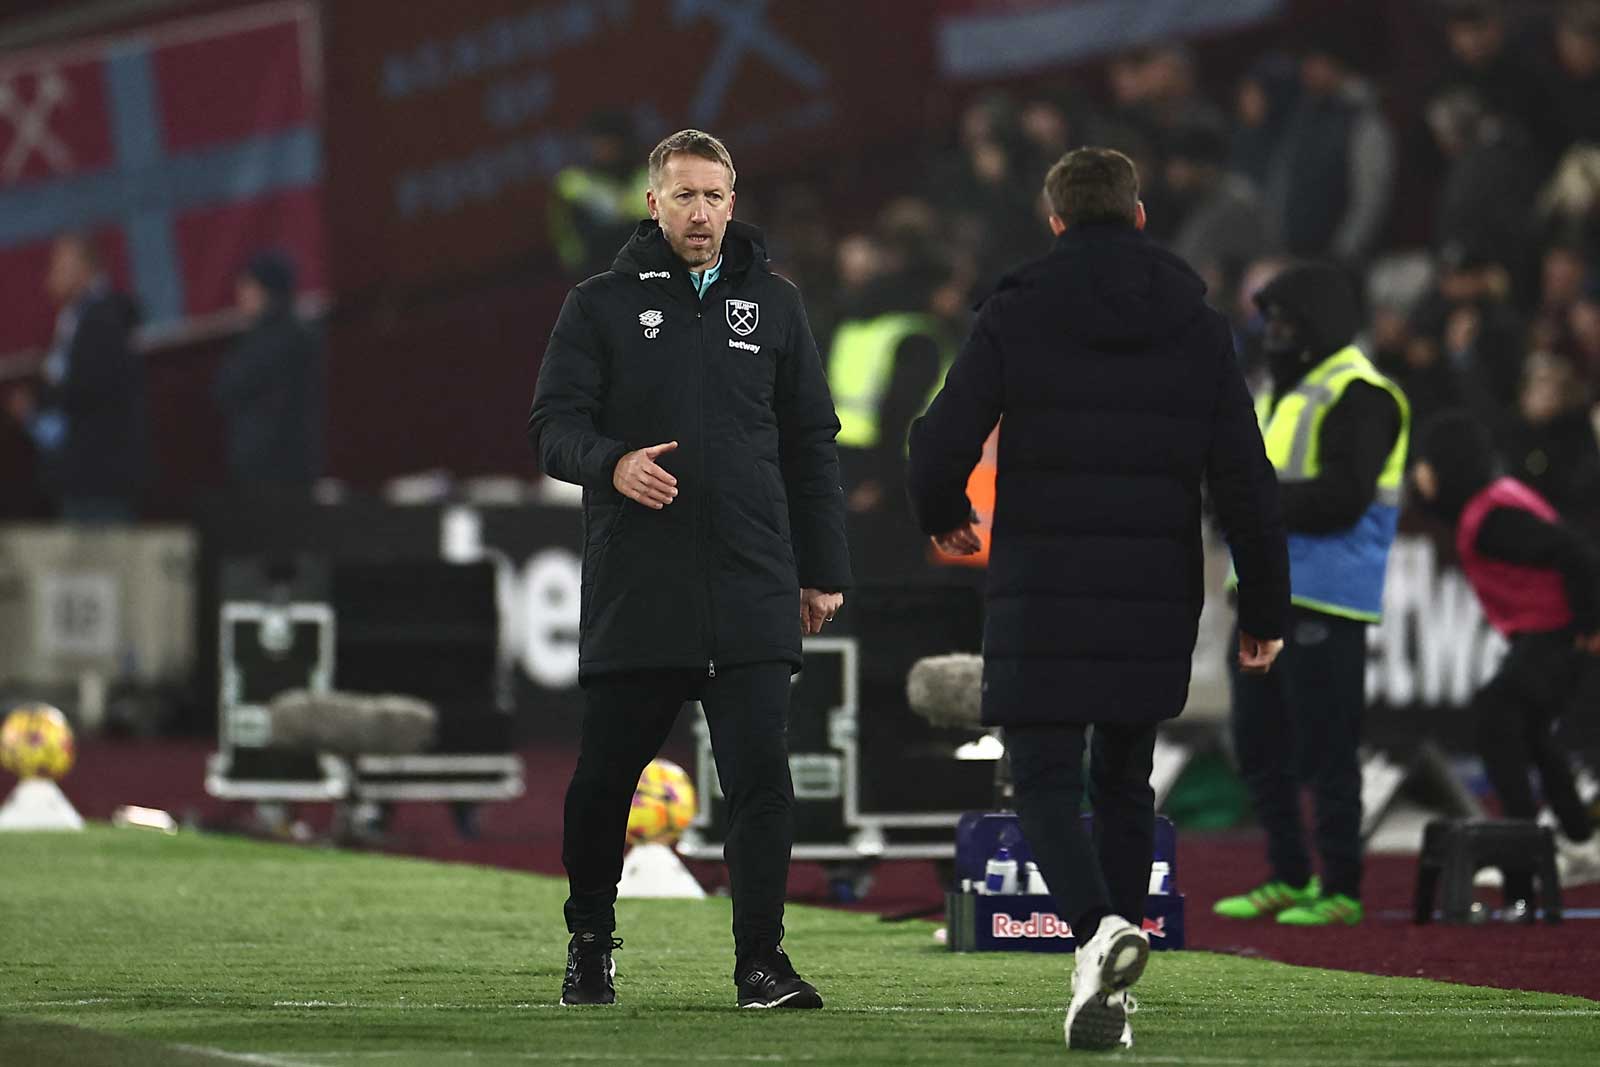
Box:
left=529, top=129, right=850, bottom=1010
left=908, top=147, right=1290, bottom=1050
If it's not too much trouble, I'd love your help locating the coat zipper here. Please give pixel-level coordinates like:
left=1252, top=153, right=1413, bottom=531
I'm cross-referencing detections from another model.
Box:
left=697, top=289, right=717, bottom=679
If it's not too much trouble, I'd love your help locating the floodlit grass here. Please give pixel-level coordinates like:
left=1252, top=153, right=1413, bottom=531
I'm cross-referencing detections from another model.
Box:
left=1, top=827, right=1596, bottom=1065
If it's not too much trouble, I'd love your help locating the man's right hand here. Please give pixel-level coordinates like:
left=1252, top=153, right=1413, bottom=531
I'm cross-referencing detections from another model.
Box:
left=613, top=441, right=679, bottom=509
left=1238, top=631, right=1284, bottom=675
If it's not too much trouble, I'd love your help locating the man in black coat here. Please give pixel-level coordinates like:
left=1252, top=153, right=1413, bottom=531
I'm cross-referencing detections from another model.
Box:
left=6, top=233, right=149, bottom=521
left=214, top=252, right=323, bottom=494
left=907, top=148, right=1289, bottom=1051
left=529, top=130, right=851, bottom=1010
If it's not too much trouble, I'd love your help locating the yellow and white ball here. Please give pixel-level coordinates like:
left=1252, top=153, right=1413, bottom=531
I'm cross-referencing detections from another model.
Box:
left=0, top=703, right=76, bottom=780
left=626, top=758, right=697, bottom=846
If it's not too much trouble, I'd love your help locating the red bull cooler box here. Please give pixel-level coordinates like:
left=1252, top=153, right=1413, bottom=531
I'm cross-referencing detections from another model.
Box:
left=945, top=811, right=1185, bottom=952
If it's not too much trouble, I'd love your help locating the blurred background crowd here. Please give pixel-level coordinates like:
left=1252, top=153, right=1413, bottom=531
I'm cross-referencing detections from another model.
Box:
left=5, top=0, right=1600, bottom=536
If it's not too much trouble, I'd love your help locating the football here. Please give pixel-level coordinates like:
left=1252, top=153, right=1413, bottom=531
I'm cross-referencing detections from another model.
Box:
left=0, top=703, right=76, bottom=781
left=626, top=758, right=697, bottom=846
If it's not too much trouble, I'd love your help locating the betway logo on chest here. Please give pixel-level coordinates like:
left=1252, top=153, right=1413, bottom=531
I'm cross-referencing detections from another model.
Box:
left=728, top=338, right=761, bottom=353
left=638, top=270, right=671, bottom=280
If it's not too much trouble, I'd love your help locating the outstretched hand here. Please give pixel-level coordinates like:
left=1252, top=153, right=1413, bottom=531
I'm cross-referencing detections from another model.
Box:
left=613, top=441, right=678, bottom=509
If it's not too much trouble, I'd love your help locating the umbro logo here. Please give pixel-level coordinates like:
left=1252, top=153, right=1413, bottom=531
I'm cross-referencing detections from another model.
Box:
left=638, top=270, right=671, bottom=280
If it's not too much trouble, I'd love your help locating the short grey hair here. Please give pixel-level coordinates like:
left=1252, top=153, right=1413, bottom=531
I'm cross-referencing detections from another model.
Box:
left=648, top=129, right=736, bottom=190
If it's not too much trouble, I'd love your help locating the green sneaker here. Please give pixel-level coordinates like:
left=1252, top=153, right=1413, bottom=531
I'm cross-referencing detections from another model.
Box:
left=1277, top=894, right=1363, bottom=926
left=1212, top=877, right=1321, bottom=919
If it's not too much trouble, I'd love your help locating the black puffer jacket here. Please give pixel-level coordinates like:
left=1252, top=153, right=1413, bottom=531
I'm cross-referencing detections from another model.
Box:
left=36, top=290, right=151, bottom=503
left=529, top=220, right=851, bottom=682
left=908, top=222, right=1289, bottom=726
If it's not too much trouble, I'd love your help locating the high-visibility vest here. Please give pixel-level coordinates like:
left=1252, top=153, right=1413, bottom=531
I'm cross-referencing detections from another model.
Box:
left=549, top=166, right=650, bottom=271
left=1253, top=345, right=1411, bottom=622
left=826, top=313, right=955, bottom=449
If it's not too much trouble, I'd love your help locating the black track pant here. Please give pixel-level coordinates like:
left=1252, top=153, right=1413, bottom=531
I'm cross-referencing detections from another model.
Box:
left=1229, top=608, right=1367, bottom=899
left=1004, top=722, right=1158, bottom=941
left=562, top=662, right=794, bottom=961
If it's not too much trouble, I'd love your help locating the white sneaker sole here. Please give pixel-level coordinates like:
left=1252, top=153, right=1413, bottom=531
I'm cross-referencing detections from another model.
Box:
left=1065, top=929, right=1149, bottom=1050
left=1099, top=930, right=1150, bottom=992
left=1066, top=995, right=1126, bottom=1050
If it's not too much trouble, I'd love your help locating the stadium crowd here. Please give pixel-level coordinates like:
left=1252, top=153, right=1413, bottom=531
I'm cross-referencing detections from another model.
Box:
left=554, top=0, right=1600, bottom=540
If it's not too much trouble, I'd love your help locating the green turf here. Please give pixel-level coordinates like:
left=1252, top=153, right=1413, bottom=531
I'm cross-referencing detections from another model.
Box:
left=1, top=827, right=1595, bottom=1065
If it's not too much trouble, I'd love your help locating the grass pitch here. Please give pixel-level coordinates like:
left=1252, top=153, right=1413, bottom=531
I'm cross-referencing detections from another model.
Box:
left=1, top=827, right=1596, bottom=1065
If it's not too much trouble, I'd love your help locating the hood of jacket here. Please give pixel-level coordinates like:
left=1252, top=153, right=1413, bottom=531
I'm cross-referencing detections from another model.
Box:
left=1253, top=261, right=1363, bottom=365
left=990, top=222, right=1208, bottom=348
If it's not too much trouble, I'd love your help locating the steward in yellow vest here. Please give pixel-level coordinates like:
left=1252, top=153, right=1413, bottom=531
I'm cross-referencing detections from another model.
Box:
left=549, top=113, right=649, bottom=279
left=825, top=270, right=955, bottom=516
left=1215, top=262, right=1408, bottom=929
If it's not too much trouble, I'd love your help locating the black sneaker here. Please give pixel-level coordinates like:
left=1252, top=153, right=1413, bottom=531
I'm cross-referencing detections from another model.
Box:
left=560, top=933, right=620, bottom=1006
left=736, top=945, right=823, bottom=1009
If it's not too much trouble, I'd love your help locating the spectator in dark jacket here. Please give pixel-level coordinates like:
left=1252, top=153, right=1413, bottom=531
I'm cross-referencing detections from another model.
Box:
left=1427, top=88, right=1544, bottom=295
left=1266, top=42, right=1395, bottom=263
left=1165, top=117, right=1277, bottom=304
left=1433, top=0, right=1562, bottom=163
left=1549, top=1, right=1600, bottom=149
left=908, top=147, right=1288, bottom=1051
left=214, top=252, right=323, bottom=493
left=1231, top=52, right=1300, bottom=191
left=4, top=233, right=149, bottom=522
left=1411, top=411, right=1600, bottom=895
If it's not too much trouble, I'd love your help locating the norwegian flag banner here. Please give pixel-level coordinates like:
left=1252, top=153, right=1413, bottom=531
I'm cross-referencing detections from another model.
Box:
left=0, top=2, right=325, bottom=359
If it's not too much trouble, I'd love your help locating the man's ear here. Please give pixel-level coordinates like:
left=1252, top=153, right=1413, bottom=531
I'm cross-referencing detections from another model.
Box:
left=646, top=188, right=659, bottom=220
left=1048, top=214, right=1067, bottom=237
left=728, top=188, right=735, bottom=219
left=1134, top=200, right=1147, bottom=231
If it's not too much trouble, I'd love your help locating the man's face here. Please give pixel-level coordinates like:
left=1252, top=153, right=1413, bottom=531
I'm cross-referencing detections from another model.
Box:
left=1411, top=460, right=1439, bottom=503
left=1447, top=18, right=1503, bottom=68
left=1262, top=303, right=1305, bottom=358
left=236, top=276, right=269, bottom=320
left=1300, top=54, right=1342, bottom=97
left=647, top=154, right=734, bottom=269
left=45, top=238, right=93, bottom=305
left=1557, top=25, right=1600, bottom=79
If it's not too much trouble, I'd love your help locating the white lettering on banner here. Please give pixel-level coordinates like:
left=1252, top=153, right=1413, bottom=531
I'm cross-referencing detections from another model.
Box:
left=519, top=548, right=581, bottom=687
left=991, top=912, right=1073, bottom=939
left=1367, top=537, right=1506, bottom=708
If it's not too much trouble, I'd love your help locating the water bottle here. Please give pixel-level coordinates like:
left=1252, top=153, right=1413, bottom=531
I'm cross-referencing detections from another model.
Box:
left=984, top=846, right=1019, bottom=895
left=1147, top=861, right=1171, bottom=895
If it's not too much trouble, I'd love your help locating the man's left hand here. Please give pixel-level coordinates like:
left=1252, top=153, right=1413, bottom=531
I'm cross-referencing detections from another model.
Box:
left=801, top=588, right=843, bottom=636
left=931, top=519, right=982, bottom=556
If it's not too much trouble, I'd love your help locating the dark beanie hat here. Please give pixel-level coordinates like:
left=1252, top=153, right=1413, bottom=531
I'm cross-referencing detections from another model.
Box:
left=243, top=251, right=296, bottom=301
